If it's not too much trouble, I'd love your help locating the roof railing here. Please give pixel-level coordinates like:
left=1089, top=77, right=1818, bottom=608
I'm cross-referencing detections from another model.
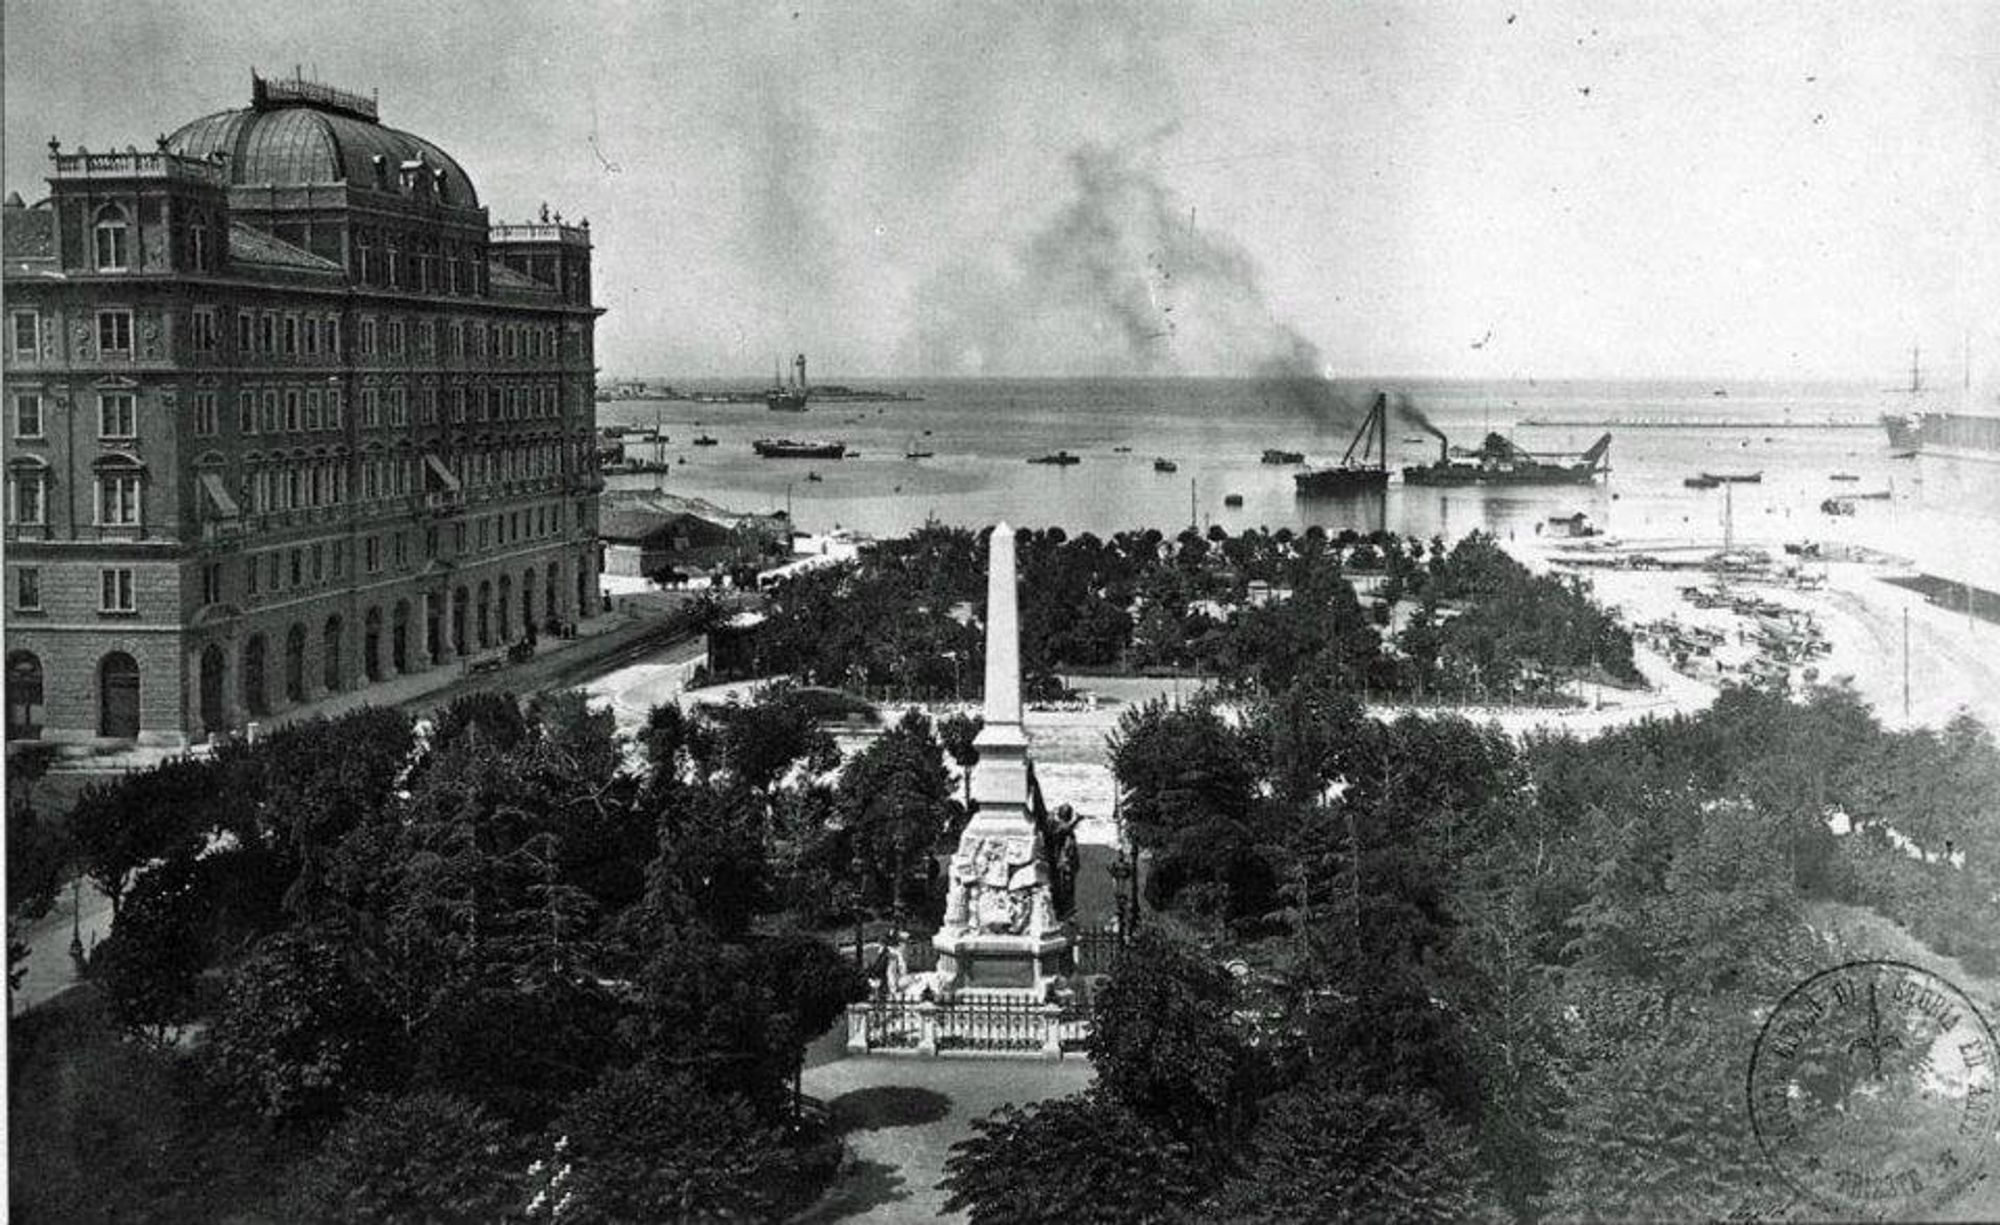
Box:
left=251, top=71, right=379, bottom=123
left=489, top=221, right=592, bottom=246
left=46, top=142, right=228, bottom=184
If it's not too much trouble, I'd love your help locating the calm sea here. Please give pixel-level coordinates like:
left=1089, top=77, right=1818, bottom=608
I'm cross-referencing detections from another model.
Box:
left=598, top=377, right=1936, bottom=548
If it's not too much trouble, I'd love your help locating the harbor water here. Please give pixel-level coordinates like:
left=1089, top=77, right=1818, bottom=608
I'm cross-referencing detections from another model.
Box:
left=599, top=377, right=1981, bottom=555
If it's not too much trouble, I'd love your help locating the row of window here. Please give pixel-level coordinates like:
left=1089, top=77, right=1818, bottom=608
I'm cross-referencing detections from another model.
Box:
left=7, top=442, right=580, bottom=530
left=352, top=225, right=482, bottom=295
left=244, top=538, right=355, bottom=599
left=360, top=381, right=567, bottom=428
left=8, top=471, right=143, bottom=529
left=354, top=316, right=564, bottom=364
left=235, top=385, right=344, bottom=436
left=87, top=203, right=212, bottom=274
left=11, top=566, right=136, bottom=614
left=7, top=307, right=572, bottom=367
left=8, top=390, right=138, bottom=440
left=9, top=380, right=574, bottom=446
left=223, top=309, right=341, bottom=360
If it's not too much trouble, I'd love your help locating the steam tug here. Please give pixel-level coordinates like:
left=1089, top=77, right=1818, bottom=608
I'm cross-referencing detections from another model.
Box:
left=1401, top=430, right=1612, bottom=486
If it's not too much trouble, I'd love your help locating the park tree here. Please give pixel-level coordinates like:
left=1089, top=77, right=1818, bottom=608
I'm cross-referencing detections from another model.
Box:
left=203, top=926, right=406, bottom=1121
left=535, top=1063, right=807, bottom=1224
left=1089, top=928, right=1262, bottom=1145
left=711, top=682, right=838, bottom=797
left=6, top=742, right=66, bottom=913
left=937, top=710, right=983, bottom=810
left=1208, top=1080, right=1497, bottom=1223
left=91, top=855, right=209, bottom=1038
left=288, top=1091, right=524, bottom=1225
left=836, top=707, right=955, bottom=918
left=940, top=1091, right=1215, bottom=1225
left=642, top=779, right=771, bottom=939
left=1107, top=696, right=1271, bottom=920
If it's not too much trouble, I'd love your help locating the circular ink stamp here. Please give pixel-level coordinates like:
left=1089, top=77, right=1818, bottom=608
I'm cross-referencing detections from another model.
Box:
left=1749, top=959, right=1999, bottom=1219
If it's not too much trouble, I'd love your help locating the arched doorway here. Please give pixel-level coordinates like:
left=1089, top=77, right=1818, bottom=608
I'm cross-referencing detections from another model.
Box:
left=243, top=634, right=269, bottom=715
left=6, top=651, right=44, bottom=740
left=364, top=607, right=384, bottom=682
left=199, top=643, right=227, bottom=734
left=451, top=586, right=468, bottom=656
left=98, top=652, right=140, bottom=738
left=284, top=623, right=307, bottom=703
left=476, top=580, right=493, bottom=648
left=498, top=575, right=513, bottom=641
left=576, top=564, right=588, bottom=619
left=322, top=616, right=344, bottom=692
left=545, top=570, right=560, bottom=629
left=521, top=566, right=536, bottom=632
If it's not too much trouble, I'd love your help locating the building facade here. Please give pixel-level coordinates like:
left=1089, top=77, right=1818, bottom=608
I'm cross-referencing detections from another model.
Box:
left=3, top=74, right=603, bottom=747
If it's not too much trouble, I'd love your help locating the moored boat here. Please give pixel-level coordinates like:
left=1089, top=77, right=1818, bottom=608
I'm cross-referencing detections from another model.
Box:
left=1028, top=450, right=1081, bottom=466
left=753, top=438, right=846, bottom=459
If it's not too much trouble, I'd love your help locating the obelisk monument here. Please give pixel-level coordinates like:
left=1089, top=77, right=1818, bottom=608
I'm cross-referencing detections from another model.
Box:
left=933, top=523, right=1071, bottom=998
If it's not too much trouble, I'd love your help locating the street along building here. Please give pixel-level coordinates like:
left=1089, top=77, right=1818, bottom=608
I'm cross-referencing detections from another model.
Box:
left=2, top=72, right=603, bottom=747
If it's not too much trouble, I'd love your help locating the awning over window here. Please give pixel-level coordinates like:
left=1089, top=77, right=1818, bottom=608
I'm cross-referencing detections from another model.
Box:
left=198, top=471, right=240, bottom=518
left=422, top=452, right=462, bottom=494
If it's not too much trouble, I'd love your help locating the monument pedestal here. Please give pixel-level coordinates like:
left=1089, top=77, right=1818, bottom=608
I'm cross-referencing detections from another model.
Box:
left=933, top=930, right=1072, bottom=997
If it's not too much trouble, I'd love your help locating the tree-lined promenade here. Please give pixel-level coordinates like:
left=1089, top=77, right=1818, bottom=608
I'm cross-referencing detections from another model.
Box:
left=743, top=523, right=1639, bottom=705
left=11, top=517, right=2000, bottom=1222
left=12, top=685, right=983, bottom=1221
left=938, top=683, right=2000, bottom=1222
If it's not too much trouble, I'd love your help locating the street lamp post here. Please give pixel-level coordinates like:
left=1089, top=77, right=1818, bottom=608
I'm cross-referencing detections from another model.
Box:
left=68, top=876, right=84, bottom=968
left=850, top=850, right=869, bottom=970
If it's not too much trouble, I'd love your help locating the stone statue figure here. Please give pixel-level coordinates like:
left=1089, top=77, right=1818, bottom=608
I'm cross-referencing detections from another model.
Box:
left=1046, top=803, right=1083, bottom=920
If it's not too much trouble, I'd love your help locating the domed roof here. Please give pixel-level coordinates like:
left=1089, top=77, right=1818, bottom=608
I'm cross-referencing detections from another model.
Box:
left=166, top=83, right=478, bottom=208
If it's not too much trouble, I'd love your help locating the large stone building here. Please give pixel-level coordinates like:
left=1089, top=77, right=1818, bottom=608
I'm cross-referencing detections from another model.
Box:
left=3, top=73, right=603, bottom=747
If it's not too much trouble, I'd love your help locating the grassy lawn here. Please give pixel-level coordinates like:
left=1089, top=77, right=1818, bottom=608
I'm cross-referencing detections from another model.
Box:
left=9, top=985, right=313, bottom=1224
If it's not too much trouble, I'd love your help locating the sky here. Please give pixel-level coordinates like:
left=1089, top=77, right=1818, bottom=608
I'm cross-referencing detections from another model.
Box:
left=5, top=0, right=1996, bottom=383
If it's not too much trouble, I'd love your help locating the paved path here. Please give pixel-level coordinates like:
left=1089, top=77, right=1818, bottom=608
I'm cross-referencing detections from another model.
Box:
left=10, top=878, right=112, bottom=1015
left=798, top=1054, right=1096, bottom=1223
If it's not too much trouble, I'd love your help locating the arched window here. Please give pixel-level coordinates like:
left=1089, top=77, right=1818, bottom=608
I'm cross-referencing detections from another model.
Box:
left=93, top=204, right=130, bottom=270
left=7, top=650, right=44, bottom=739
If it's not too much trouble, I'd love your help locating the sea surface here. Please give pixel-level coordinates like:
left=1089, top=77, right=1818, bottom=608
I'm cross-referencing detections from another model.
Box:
left=598, top=377, right=1973, bottom=551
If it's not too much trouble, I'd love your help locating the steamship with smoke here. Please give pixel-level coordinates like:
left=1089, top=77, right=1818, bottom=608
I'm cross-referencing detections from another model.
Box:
left=1402, top=431, right=1613, bottom=486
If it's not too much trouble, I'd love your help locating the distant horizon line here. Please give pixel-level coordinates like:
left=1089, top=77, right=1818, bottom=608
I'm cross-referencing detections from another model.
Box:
left=600, top=370, right=1901, bottom=388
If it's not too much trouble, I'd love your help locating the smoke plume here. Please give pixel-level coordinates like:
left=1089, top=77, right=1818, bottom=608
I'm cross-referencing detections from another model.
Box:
left=1393, top=391, right=1447, bottom=441
left=904, top=135, right=1368, bottom=427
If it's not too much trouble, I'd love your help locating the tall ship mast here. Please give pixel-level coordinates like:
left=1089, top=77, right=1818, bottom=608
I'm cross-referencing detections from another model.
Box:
left=767, top=352, right=810, bottom=412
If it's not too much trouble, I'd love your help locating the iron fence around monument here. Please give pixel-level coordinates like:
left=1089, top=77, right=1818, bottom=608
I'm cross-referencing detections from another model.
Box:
left=848, top=995, right=1090, bottom=1056
left=1072, top=927, right=1123, bottom=975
